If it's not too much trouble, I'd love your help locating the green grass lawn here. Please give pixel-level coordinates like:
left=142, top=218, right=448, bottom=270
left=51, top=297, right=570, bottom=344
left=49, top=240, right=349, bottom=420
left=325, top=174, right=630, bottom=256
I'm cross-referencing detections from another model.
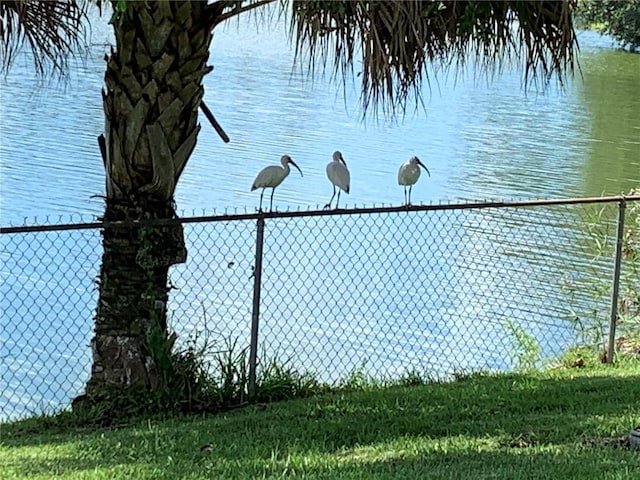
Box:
left=1, top=358, right=639, bottom=479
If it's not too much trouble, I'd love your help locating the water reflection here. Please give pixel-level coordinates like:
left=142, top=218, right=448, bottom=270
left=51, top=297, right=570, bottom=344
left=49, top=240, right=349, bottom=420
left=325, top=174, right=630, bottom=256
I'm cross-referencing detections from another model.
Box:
left=577, top=44, right=640, bottom=195
left=165, top=202, right=613, bottom=384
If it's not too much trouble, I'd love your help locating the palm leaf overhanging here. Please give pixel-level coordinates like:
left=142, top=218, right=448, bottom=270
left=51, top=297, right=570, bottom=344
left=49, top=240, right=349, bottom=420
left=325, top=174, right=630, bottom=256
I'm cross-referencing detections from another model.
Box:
left=0, top=0, right=89, bottom=77
left=1, top=1, right=578, bottom=116
left=290, top=0, right=578, bottom=116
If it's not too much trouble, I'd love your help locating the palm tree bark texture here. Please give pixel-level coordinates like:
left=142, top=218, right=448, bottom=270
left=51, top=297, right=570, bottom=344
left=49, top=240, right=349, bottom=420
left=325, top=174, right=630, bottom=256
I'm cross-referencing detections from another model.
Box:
left=88, top=1, right=216, bottom=398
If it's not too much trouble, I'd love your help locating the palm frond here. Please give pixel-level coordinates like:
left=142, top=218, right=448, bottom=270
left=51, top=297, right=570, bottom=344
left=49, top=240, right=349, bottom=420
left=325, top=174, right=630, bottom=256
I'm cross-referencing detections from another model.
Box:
left=208, top=0, right=280, bottom=27
left=0, top=0, right=90, bottom=77
left=290, top=0, right=579, bottom=117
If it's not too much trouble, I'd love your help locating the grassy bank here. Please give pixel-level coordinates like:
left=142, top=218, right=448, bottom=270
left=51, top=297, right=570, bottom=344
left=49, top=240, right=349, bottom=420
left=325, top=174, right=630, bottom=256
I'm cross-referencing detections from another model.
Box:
left=1, top=356, right=639, bottom=479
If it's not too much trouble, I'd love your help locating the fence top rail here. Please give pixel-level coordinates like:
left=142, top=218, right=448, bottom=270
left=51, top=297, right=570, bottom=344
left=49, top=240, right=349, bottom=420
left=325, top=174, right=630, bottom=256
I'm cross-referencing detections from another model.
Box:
left=1, top=194, right=639, bottom=235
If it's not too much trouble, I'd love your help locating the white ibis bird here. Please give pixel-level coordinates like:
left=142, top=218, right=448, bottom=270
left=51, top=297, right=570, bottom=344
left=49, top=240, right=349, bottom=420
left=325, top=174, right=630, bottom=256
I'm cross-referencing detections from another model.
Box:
left=398, top=156, right=430, bottom=205
left=251, top=154, right=303, bottom=211
left=324, top=151, right=350, bottom=209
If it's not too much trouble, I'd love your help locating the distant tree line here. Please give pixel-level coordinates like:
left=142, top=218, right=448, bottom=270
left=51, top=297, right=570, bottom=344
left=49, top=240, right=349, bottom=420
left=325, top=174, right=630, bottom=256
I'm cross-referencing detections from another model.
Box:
left=576, top=0, right=640, bottom=51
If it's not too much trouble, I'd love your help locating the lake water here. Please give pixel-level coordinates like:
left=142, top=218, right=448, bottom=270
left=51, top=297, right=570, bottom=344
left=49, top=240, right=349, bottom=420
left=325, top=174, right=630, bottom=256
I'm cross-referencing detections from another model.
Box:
left=1, top=19, right=639, bottom=222
left=1, top=14, right=639, bottom=420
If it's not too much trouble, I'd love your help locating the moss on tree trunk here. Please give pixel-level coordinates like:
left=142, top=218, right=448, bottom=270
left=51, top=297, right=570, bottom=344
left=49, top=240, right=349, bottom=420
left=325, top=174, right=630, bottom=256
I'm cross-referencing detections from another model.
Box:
left=78, top=1, right=215, bottom=407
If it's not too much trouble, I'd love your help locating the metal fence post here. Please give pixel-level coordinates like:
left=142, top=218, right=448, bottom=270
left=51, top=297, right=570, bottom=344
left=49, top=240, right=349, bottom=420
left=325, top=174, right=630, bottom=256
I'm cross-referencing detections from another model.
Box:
left=248, top=215, right=265, bottom=398
left=606, top=198, right=626, bottom=363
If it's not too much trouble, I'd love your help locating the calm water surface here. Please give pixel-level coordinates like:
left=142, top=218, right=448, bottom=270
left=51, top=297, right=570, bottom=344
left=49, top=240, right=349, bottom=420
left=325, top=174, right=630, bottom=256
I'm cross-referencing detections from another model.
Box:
left=1, top=16, right=639, bottom=420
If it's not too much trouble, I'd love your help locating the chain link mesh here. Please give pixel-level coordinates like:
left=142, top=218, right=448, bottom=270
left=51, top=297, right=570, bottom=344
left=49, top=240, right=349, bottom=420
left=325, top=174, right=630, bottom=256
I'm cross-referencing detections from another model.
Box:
left=1, top=228, right=100, bottom=420
left=1, top=198, right=635, bottom=421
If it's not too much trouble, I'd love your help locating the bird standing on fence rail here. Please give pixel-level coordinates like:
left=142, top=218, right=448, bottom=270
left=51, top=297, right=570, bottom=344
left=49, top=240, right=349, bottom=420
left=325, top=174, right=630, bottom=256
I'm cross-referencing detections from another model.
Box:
left=251, top=155, right=303, bottom=211
left=398, top=156, right=430, bottom=206
left=324, top=151, right=350, bottom=209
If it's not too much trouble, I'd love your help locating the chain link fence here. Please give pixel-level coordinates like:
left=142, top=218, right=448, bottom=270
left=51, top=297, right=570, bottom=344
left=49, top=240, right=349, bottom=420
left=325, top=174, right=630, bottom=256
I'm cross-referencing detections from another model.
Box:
left=1, top=196, right=638, bottom=421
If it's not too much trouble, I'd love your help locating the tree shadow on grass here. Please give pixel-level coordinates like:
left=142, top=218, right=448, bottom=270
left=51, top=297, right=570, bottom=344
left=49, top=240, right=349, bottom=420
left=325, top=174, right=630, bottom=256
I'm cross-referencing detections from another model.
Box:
left=3, top=431, right=638, bottom=480
left=1, top=372, right=639, bottom=479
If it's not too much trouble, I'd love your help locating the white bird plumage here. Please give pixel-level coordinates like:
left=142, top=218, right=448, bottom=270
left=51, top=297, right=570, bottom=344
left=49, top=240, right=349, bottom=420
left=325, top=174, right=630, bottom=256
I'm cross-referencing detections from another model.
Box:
left=398, top=156, right=430, bottom=205
left=251, top=154, right=303, bottom=211
left=324, top=151, right=350, bottom=209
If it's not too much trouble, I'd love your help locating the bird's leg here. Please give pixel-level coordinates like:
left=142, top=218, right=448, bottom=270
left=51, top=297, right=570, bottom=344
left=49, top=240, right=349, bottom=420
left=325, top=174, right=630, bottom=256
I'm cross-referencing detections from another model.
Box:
left=403, top=186, right=408, bottom=206
left=408, top=185, right=413, bottom=206
left=259, top=189, right=265, bottom=212
left=323, top=185, right=336, bottom=210
left=269, top=188, right=275, bottom=212
left=336, top=189, right=341, bottom=209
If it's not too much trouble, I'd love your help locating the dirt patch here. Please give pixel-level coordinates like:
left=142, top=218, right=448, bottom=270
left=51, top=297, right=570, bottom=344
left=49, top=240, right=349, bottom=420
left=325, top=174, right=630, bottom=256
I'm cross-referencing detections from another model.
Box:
left=616, top=336, right=640, bottom=357
left=582, top=435, right=631, bottom=449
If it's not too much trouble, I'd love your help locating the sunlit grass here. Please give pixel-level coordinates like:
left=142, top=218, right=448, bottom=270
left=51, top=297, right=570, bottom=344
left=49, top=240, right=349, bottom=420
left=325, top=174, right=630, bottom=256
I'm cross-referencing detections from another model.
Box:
left=1, top=357, right=639, bottom=479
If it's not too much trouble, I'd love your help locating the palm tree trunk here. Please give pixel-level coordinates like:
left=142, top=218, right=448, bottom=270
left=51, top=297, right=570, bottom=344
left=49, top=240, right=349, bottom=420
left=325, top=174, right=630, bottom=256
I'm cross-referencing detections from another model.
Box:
left=87, top=199, right=185, bottom=394
left=82, top=1, right=214, bottom=401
